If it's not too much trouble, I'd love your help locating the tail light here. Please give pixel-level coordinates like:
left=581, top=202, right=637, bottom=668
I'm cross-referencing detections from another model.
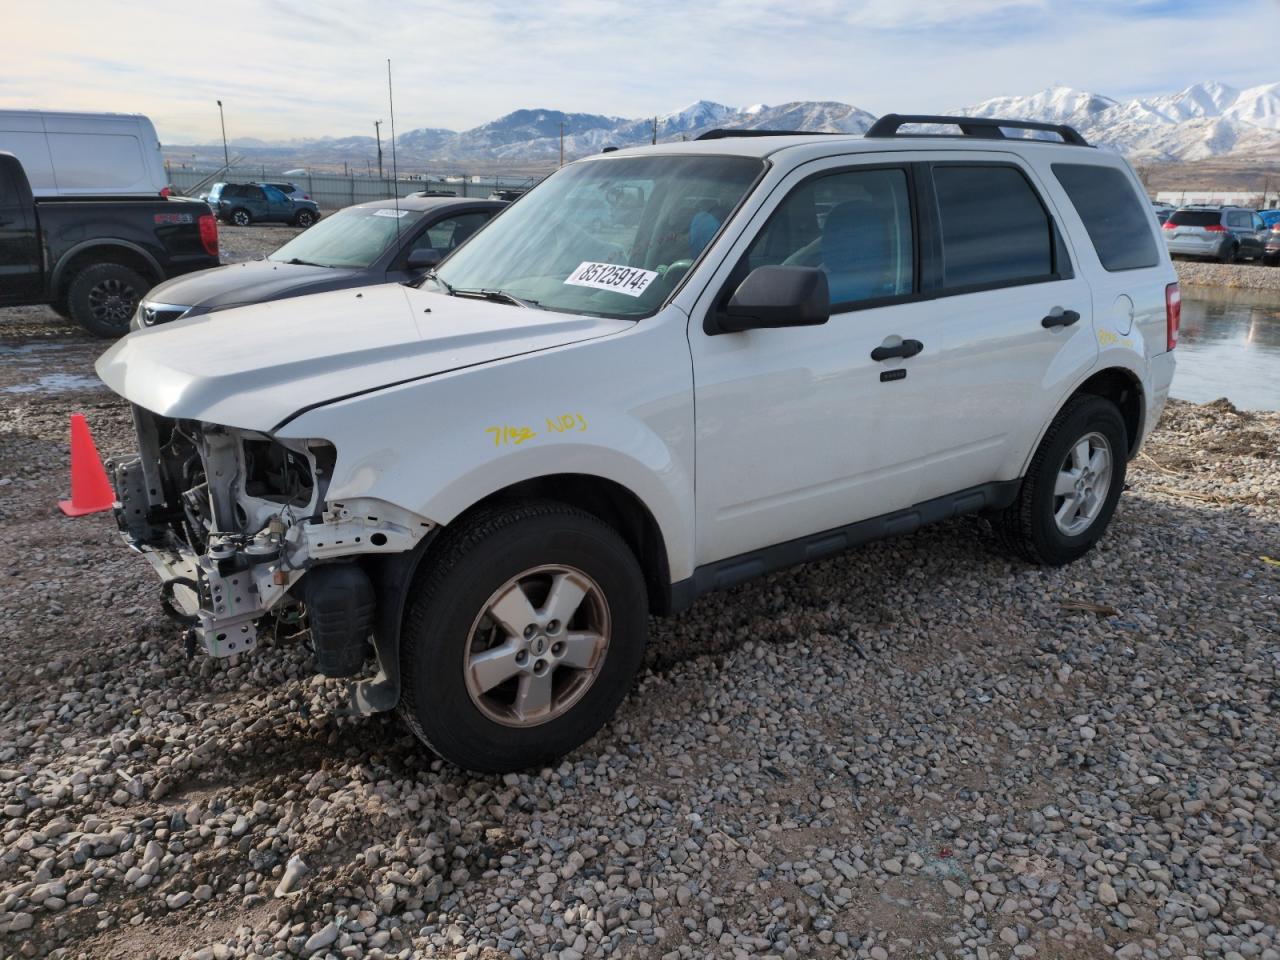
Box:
left=160, top=186, right=172, bottom=197
left=1203, top=223, right=1227, bottom=232
left=1165, top=282, right=1180, bottom=352
left=303, top=194, right=311, bottom=200
left=198, top=213, right=219, bottom=258
left=1162, top=220, right=1175, bottom=230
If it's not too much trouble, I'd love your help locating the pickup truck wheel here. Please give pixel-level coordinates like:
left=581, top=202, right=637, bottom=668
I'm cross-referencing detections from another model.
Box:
left=995, top=395, right=1128, bottom=566
left=398, top=501, right=647, bottom=773
left=230, top=208, right=252, bottom=226
left=293, top=210, right=316, bottom=227
left=67, top=263, right=148, bottom=338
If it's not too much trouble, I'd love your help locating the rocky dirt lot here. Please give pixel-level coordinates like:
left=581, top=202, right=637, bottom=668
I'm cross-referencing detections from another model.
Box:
left=0, top=243, right=1277, bottom=960
left=1175, top=259, right=1280, bottom=293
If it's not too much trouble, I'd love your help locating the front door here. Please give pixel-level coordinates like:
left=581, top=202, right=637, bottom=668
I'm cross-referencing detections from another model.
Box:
left=0, top=163, right=41, bottom=305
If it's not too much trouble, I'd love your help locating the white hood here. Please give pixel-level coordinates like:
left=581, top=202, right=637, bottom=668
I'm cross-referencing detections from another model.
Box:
left=95, top=283, right=630, bottom=432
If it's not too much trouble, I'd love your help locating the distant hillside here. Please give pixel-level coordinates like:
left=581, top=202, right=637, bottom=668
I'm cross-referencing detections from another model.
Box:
left=167, top=81, right=1280, bottom=170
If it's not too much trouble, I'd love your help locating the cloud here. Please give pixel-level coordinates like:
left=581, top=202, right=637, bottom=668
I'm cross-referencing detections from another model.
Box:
left=1, top=0, right=1277, bottom=143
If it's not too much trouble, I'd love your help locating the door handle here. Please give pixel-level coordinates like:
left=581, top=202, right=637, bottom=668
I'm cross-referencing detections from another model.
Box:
left=1041, top=309, right=1081, bottom=329
left=870, top=338, right=923, bottom=361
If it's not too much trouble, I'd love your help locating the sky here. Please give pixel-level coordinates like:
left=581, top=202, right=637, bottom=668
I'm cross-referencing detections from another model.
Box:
left=4, top=0, right=1279, bottom=144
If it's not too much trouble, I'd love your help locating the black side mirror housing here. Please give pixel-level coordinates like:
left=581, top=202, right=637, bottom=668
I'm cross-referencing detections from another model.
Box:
left=407, top=248, right=443, bottom=270
left=714, top=265, right=830, bottom=334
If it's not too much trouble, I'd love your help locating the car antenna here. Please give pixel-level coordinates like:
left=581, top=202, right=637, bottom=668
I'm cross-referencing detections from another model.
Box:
left=387, top=57, right=401, bottom=247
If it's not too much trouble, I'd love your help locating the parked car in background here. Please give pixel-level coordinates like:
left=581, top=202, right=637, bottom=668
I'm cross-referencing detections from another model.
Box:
left=489, top=188, right=527, bottom=202
left=1258, top=209, right=1280, bottom=230
left=0, top=109, right=168, bottom=198
left=99, top=115, right=1177, bottom=771
left=0, top=151, right=217, bottom=337
left=263, top=180, right=310, bottom=201
left=206, top=182, right=321, bottom=227
left=132, top=195, right=504, bottom=328
left=1162, top=205, right=1266, bottom=262
left=1152, top=201, right=1175, bottom=224
left=1264, top=223, right=1280, bottom=265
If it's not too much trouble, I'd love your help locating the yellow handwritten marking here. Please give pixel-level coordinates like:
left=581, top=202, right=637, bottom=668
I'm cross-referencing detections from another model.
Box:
left=486, top=414, right=587, bottom=447
left=1097, top=329, right=1119, bottom=346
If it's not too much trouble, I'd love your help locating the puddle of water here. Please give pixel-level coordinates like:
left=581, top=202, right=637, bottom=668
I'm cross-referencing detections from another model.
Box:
left=1177, top=286, right=1280, bottom=411
left=2, top=374, right=104, bottom=394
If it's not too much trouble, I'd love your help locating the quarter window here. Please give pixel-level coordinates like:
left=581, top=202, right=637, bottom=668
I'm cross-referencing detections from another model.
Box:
left=1052, top=163, right=1159, bottom=272
left=932, top=165, right=1054, bottom=289
left=745, top=167, right=914, bottom=308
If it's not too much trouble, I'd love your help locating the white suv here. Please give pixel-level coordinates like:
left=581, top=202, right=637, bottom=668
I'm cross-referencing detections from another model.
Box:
left=98, top=115, right=1179, bottom=772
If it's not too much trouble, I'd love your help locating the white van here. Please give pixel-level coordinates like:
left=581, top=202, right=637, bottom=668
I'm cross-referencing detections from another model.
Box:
left=0, top=110, right=168, bottom=198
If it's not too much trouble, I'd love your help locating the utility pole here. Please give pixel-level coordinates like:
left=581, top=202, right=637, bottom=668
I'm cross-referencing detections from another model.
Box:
left=216, top=100, right=229, bottom=172
left=374, top=120, right=384, bottom=179
left=652, top=116, right=658, bottom=145
left=559, top=121, right=565, bottom=167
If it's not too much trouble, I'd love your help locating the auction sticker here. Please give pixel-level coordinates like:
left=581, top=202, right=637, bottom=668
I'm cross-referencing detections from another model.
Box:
left=373, top=209, right=410, bottom=218
left=564, top=261, right=658, bottom=298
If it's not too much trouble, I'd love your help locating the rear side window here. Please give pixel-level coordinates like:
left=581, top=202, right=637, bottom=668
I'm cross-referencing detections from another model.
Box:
left=932, top=165, right=1053, bottom=289
left=1226, top=211, right=1251, bottom=228
left=1052, top=163, right=1159, bottom=272
left=1167, top=210, right=1220, bottom=227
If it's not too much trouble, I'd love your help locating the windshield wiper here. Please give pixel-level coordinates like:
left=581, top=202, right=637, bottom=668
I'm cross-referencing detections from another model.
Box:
left=452, top=287, right=541, bottom=309
left=279, top=257, right=330, bottom=268
left=412, top=269, right=453, bottom=293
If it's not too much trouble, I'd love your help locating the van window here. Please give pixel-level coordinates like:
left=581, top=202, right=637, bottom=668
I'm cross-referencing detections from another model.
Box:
left=745, top=167, right=914, bottom=308
left=1052, top=163, right=1160, bottom=271
left=45, top=133, right=145, bottom=192
left=932, top=165, right=1054, bottom=289
left=1167, top=210, right=1220, bottom=227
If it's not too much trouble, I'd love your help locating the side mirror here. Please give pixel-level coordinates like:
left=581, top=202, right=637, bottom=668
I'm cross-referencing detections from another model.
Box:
left=407, top=248, right=443, bottom=270
left=715, top=265, right=830, bottom=334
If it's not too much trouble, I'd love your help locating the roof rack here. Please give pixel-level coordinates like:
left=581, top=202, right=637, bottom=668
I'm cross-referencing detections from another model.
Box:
left=865, top=114, right=1090, bottom=147
left=694, top=128, right=842, bottom=141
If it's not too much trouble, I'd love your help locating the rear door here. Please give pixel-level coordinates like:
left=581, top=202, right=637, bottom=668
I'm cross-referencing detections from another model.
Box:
left=0, top=161, right=42, bottom=304
left=262, top=184, right=293, bottom=222
left=1043, top=159, right=1174, bottom=365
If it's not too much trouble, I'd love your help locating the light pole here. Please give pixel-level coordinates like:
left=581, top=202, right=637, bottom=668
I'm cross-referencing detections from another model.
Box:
left=216, top=100, right=229, bottom=172
left=374, top=120, right=383, bottom=179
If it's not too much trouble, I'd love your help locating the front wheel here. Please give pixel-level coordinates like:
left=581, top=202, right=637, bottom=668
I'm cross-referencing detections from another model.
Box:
left=996, top=396, right=1128, bottom=565
left=67, top=262, right=149, bottom=338
left=398, top=501, right=648, bottom=773
left=293, top=209, right=317, bottom=227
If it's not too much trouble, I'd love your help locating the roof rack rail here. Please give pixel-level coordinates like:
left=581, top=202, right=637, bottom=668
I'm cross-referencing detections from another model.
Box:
left=694, top=128, right=842, bottom=141
left=865, top=114, right=1090, bottom=147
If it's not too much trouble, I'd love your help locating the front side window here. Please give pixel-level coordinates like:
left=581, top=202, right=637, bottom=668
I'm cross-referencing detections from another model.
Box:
left=262, top=185, right=287, bottom=203
left=933, top=165, right=1054, bottom=289
left=1052, top=163, right=1159, bottom=272
left=269, top=205, right=427, bottom=268
left=431, top=154, right=764, bottom=319
left=744, top=167, right=914, bottom=308
left=422, top=211, right=491, bottom=252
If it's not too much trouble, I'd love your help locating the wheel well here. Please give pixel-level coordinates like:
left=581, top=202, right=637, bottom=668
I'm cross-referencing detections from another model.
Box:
left=461, top=475, right=672, bottom=615
left=56, top=245, right=160, bottom=300
left=1071, top=368, right=1143, bottom=457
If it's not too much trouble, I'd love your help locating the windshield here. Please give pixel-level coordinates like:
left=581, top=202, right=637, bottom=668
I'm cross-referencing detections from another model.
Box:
left=431, top=154, right=765, bottom=318
left=269, top=205, right=427, bottom=268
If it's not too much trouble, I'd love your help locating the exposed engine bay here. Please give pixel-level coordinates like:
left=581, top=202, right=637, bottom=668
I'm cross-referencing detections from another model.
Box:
left=111, top=404, right=433, bottom=666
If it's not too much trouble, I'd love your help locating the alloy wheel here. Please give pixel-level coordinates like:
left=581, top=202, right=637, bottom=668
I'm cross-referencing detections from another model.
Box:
left=1053, top=431, right=1113, bottom=536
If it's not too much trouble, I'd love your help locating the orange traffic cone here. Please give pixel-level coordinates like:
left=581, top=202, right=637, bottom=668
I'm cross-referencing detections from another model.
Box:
left=58, top=414, right=116, bottom=517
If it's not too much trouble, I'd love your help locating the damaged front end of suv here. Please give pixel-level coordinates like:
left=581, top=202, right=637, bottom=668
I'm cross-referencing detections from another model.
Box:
left=110, top=404, right=434, bottom=704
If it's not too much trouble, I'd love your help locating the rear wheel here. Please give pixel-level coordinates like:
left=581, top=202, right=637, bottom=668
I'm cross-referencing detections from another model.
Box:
left=67, top=262, right=148, bottom=338
left=398, top=501, right=648, bottom=773
left=230, top=208, right=252, bottom=226
left=1220, top=243, right=1238, bottom=264
left=996, top=396, right=1128, bottom=566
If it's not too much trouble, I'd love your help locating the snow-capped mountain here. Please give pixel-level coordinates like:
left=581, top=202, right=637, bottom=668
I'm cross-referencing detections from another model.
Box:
left=167, top=81, right=1280, bottom=167
left=957, top=82, right=1280, bottom=159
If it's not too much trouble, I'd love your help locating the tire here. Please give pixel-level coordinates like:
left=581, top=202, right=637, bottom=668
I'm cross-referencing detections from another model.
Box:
left=293, top=209, right=316, bottom=228
left=50, top=299, right=72, bottom=320
left=398, top=500, right=648, bottom=773
left=1220, top=243, right=1238, bottom=264
left=230, top=208, right=252, bottom=226
left=996, top=395, right=1128, bottom=566
left=66, top=262, right=149, bottom=339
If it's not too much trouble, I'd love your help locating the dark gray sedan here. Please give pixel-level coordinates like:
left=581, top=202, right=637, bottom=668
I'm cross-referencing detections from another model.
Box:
left=132, top=196, right=505, bottom=329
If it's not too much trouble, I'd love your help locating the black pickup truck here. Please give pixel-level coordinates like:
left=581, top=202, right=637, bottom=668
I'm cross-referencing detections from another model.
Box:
left=0, top=151, right=220, bottom=337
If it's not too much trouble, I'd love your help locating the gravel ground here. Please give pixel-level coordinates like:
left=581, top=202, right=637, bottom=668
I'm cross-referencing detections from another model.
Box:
left=0, top=234, right=1278, bottom=960
left=1174, top=259, right=1280, bottom=292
